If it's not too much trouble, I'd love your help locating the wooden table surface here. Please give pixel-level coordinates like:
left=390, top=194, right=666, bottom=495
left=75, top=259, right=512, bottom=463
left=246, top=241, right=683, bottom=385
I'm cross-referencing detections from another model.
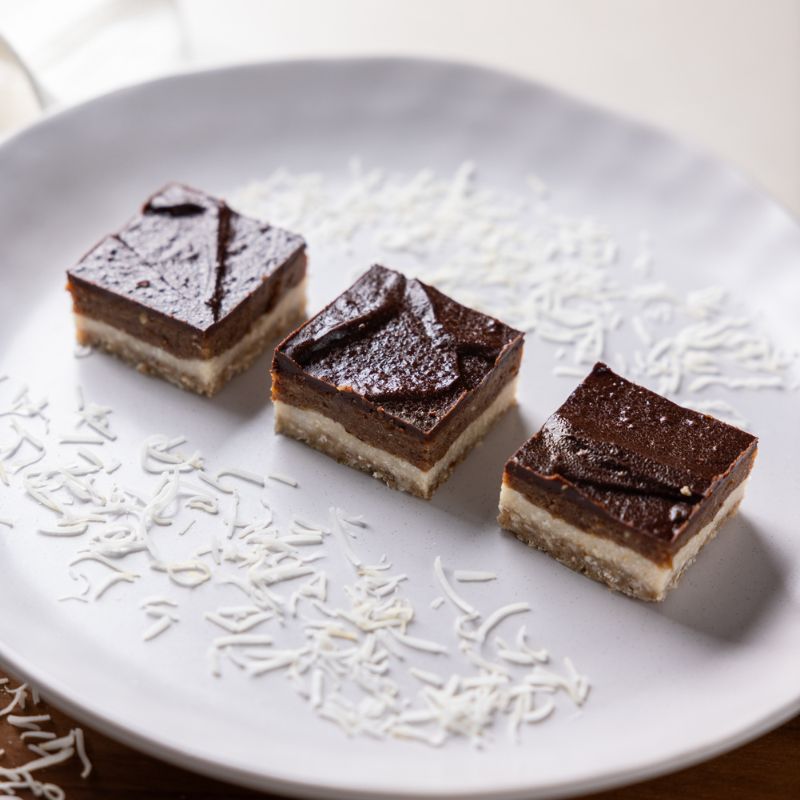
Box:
left=1, top=669, right=798, bottom=800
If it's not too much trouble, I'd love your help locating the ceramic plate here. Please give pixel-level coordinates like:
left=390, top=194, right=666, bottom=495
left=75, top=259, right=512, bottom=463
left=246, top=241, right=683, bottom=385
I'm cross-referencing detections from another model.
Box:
left=0, top=58, right=798, bottom=799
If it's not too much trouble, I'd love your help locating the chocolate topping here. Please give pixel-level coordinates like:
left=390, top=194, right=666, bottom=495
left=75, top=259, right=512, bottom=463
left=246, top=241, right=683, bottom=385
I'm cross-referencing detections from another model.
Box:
left=279, top=265, right=521, bottom=431
left=69, top=184, right=305, bottom=332
left=510, top=363, right=757, bottom=543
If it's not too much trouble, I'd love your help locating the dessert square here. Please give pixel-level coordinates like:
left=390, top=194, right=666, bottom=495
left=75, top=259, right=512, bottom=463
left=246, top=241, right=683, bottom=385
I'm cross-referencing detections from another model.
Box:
left=498, top=363, right=757, bottom=601
left=67, top=184, right=307, bottom=396
left=272, top=265, right=524, bottom=498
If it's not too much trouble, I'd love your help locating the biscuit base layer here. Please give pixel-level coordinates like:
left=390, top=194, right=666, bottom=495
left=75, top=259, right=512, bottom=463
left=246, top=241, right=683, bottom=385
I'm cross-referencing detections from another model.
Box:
left=274, top=378, right=517, bottom=499
left=74, top=280, right=307, bottom=396
left=497, top=480, right=747, bottom=601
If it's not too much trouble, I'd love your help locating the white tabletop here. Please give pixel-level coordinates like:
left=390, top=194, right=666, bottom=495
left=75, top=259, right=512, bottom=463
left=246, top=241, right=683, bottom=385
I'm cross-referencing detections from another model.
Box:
left=2, top=0, right=799, bottom=216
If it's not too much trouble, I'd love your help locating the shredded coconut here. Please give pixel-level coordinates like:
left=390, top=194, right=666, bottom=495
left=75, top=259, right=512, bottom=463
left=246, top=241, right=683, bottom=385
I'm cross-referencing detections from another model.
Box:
left=2, top=159, right=795, bottom=765
left=0, top=678, right=91, bottom=797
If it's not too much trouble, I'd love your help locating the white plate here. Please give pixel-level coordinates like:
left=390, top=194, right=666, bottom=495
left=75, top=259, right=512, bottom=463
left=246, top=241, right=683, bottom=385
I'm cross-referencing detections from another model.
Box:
left=0, top=58, right=799, bottom=799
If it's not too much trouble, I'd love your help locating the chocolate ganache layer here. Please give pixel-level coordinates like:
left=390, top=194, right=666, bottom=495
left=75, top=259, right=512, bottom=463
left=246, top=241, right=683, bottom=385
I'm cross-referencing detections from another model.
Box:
left=505, top=363, right=757, bottom=563
left=273, top=265, right=523, bottom=467
left=67, top=184, right=306, bottom=359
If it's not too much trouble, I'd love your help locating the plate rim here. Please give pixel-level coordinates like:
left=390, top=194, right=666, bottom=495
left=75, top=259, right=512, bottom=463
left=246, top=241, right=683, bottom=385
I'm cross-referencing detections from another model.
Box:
left=2, top=53, right=798, bottom=230
left=2, top=646, right=798, bottom=800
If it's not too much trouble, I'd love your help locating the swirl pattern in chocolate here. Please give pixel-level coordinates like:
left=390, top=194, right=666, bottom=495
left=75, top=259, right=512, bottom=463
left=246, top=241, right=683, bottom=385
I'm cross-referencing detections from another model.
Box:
left=69, top=183, right=305, bottom=330
left=281, top=265, right=522, bottom=431
left=511, top=363, right=757, bottom=542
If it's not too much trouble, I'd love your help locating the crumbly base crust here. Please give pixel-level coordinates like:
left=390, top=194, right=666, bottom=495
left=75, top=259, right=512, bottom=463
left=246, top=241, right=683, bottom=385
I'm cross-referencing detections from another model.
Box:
left=74, top=280, right=307, bottom=396
left=274, top=378, right=517, bottom=499
left=497, top=480, right=747, bottom=601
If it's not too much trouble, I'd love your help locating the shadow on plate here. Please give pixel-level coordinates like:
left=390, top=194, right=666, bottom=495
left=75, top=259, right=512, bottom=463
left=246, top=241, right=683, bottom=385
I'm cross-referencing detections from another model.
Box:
left=430, top=404, right=534, bottom=526
left=205, top=350, right=274, bottom=420
left=655, top=514, right=787, bottom=644
left=74, top=344, right=274, bottom=421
